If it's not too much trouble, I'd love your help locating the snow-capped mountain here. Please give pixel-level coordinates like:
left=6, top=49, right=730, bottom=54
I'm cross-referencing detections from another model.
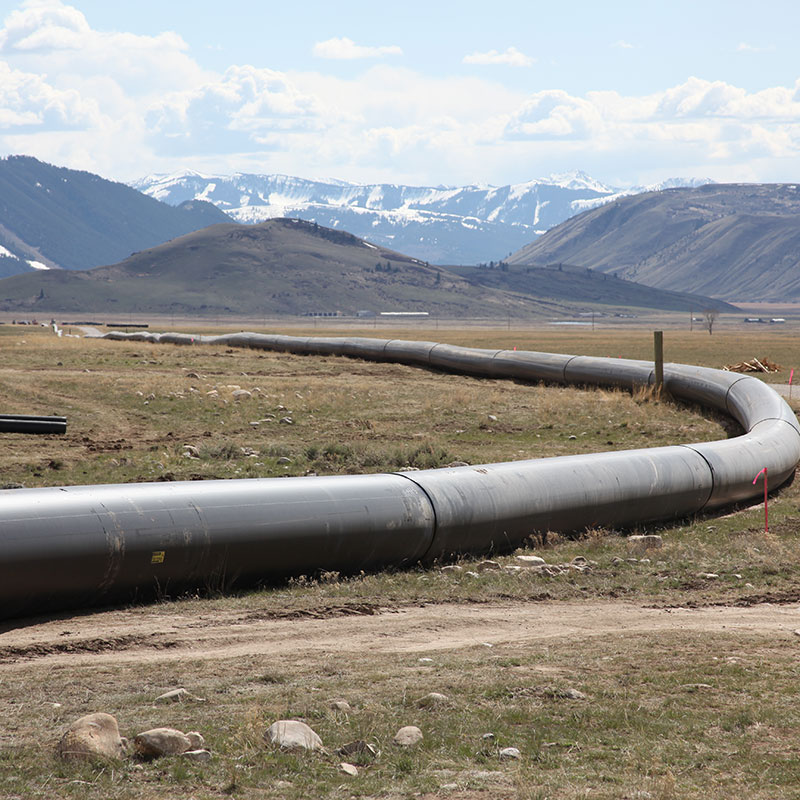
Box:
left=568, top=177, right=714, bottom=214
left=132, top=171, right=712, bottom=265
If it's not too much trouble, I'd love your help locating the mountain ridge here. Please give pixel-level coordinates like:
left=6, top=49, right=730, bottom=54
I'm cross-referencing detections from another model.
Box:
left=506, top=183, right=800, bottom=301
left=133, top=170, right=711, bottom=266
left=0, top=216, right=733, bottom=317
left=0, top=156, right=232, bottom=278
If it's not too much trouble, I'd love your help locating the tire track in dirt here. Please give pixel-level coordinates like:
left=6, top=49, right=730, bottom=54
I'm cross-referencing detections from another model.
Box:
left=1, top=600, right=799, bottom=671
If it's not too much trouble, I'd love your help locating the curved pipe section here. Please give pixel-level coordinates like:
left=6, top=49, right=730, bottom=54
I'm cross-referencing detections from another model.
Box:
left=0, top=331, right=797, bottom=620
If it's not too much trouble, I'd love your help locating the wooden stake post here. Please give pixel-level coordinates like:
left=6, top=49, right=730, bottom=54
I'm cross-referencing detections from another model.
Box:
left=654, top=331, right=664, bottom=397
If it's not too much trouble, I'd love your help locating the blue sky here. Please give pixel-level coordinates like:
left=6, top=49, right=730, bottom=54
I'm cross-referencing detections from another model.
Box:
left=0, top=0, right=798, bottom=187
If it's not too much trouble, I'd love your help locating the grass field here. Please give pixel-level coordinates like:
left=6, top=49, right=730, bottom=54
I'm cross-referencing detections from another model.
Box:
left=1, top=323, right=800, bottom=799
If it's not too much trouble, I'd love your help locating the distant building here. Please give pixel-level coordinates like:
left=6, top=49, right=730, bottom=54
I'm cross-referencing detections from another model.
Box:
left=379, top=311, right=429, bottom=317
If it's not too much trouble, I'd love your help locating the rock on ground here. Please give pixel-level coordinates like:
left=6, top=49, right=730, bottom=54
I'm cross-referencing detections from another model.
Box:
left=154, top=688, right=205, bottom=704
left=57, top=712, right=128, bottom=761
left=543, top=686, right=587, bottom=701
left=133, top=728, right=204, bottom=758
left=337, top=740, right=378, bottom=760
left=393, top=726, right=423, bottom=747
left=417, top=692, right=448, bottom=708
left=265, top=720, right=323, bottom=751
left=516, top=555, right=546, bottom=565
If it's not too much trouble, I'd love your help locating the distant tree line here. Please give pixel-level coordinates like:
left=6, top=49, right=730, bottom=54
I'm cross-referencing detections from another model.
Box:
left=477, top=260, right=509, bottom=271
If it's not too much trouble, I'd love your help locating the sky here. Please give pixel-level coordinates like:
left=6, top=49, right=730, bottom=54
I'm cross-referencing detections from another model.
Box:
left=0, top=0, right=799, bottom=188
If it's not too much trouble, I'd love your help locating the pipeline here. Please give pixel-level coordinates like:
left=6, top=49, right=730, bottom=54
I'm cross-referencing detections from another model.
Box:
left=0, top=332, right=798, bottom=620
left=0, top=414, right=67, bottom=435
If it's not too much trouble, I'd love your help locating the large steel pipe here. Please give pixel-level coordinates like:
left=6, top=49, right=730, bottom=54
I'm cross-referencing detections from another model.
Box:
left=1, top=332, right=797, bottom=620
left=0, top=474, right=434, bottom=619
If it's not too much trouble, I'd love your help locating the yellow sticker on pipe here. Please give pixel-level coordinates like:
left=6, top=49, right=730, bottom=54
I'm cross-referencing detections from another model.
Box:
left=151, top=551, right=165, bottom=564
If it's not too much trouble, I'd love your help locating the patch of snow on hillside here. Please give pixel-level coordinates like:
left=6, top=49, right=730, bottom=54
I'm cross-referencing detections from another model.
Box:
left=533, top=199, right=550, bottom=226
left=230, top=204, right=287, bottom=223
left=198, top=182, right=217, bottom=201
left=0, top=245, right=15, bottom=258
left=27, top=260, right=49, bottom=270
left=568, top=177, right=714, bottom=214
left=542, top=170, right=615, bottom=193
left=508, top=181, right=541, bottom=201
left=366, top=186, right=384, bottom=208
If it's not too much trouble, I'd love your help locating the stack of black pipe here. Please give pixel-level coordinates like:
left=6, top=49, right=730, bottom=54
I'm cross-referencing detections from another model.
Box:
left=0, top=414, right=66, bottom=434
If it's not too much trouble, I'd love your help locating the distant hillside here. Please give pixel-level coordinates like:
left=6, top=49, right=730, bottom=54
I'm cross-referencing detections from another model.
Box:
left=449, top=264, right=735, bottom=313
left=0, top=156, right=231, bottom=278
left=134, top=170, right=710, bottom=266
left=507, top=183, right=800, bottom=301
left=0, top=218, right=574, bottom=318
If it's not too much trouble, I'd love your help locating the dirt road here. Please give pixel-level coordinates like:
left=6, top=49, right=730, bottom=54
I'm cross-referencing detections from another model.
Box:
left=2, top=599, right=798, bottom=672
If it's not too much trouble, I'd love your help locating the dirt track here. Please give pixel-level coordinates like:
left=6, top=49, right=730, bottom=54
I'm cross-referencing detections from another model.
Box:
left=2, top=600, right=799, bottom=671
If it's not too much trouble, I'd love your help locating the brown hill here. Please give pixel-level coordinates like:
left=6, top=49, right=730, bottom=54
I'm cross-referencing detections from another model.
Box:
left=507, top=183, right=800, bottom=301
left=0, top=218, right=569, bottom=318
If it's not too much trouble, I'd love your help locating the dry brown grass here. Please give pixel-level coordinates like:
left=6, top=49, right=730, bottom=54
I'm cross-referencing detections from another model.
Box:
left=0, top=325, right=727, bottom=487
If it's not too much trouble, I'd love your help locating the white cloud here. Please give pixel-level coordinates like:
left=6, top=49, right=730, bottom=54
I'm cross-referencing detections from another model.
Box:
left=0, top=59, right=100, bottom=128
left=312, top=37, right=402, bottom=60
left=1, top=2, right=800, bottom=188
left=656, top=76, right=800, bottom=119
left=611, top=40, right=635, bottom=49
left=148, top=65, right=328, bottom=155
left=505, top=90, right=603, bottom=139
left=0, top=0, right=90, bottom=52
left=463, top=46, right=534, bottom=67
left=0, top=0, right=204, bottom=98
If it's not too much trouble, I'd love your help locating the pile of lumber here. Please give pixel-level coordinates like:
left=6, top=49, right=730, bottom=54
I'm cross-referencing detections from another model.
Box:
left=722, top=356, right=782, bottom=373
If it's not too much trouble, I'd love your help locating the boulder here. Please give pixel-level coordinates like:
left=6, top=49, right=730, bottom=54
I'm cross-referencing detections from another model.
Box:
left=417, top=692, right=448, bottom=708
left=265, top=720, right=323, bottom=751
left=57, top=713, right=127, bottom=761
left=393, top=726, right=423, bottom=747
left=133, top=728, right=204, bottom=759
